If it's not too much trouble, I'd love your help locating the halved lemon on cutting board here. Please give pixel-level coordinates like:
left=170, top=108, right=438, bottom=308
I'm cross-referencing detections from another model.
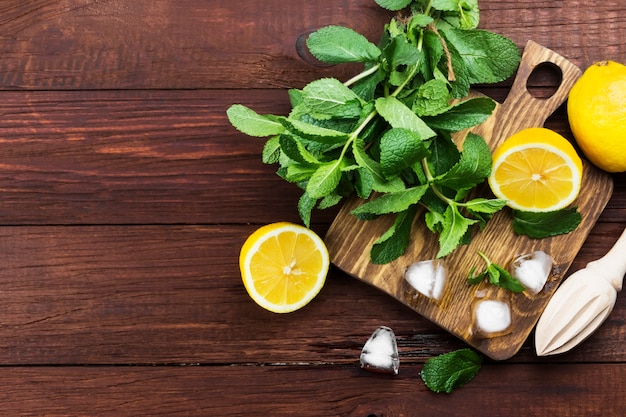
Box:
left=488, top=127, right=583, bottom=212
left=239, top=222, right=329, bottom=313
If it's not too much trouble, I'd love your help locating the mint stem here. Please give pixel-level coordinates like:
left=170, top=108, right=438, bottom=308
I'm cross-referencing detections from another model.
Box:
left=421, top=158, right=457, bottom=206
left=344, top=64, right=380, bottom=87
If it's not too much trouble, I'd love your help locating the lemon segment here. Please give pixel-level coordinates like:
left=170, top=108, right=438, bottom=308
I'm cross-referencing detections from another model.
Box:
left=488, top=128, right=583, bottom=212
left=239, top=222, right=329, bottom=313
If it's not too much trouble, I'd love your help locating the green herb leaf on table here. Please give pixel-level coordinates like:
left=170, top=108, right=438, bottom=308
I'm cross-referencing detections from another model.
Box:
left=512, top=208, right=582, bottom=239
left=353, top=137, right=407, bottom=194
left=261, top=136, right=281, bottom=164
left=351, top=185, right=429, bottom=219
left=370, top=206, right=418, bottom=264
left=375, top=96, right=436, bottom=140
left=413, top=79, right=451, bottom=117
left=226, top=104, right=285, bottom=137
left=306, top=161, right=343, bottom=199
left=441, top=28, right=522, bottom=84
left=420, top=348, right=482, bottom=394
left=375, top=0, right=412, bottom=11
left=434, top=132, right=492, bottom=190
left=306, top=26, right=382, bottom=64
left=422, top=97, right=496, bottom=131
left=300, top=78, right=364, bottom=117
left=437, top=205, right=478, bottom=258
left=468, top=251, right=525, bottom=293
left=278, top=133, right=321, bottom=165
left=380, top=128, right=430, bottom=179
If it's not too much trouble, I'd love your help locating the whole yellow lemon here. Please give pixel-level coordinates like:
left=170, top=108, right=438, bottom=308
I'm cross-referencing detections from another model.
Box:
left=567, top=60, right=626, bottom=173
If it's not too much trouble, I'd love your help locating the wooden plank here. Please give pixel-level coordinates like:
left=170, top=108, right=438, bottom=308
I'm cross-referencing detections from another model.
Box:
left=0, top=89, right=622, bottom=225
left=0, top=89, right=305, bottom=224
left=0, top=1, right=624, bottom=89
left=0, top=224, right=623, bottom=365
left=0, top=364, right=623, bottom=416
left=0, top=0, right=390, bottom=90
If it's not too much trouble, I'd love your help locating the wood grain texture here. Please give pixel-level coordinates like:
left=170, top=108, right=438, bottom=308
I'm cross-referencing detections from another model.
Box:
left=326, top=42, right=614, bottom=360
left=0, top=89, right=308, bottom=224
left=0, top=364, right=623, bottom=417
left=0, top=0, right=624, bottom=414
left=0, top=224, right=623, bottom=366
left=0, top=1, right=624, bottom=90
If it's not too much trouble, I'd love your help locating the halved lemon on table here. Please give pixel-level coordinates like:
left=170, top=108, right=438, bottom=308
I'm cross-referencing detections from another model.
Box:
left=488, top=127, right=583, bottom=212
left=239, top=222, right=330, bottom=313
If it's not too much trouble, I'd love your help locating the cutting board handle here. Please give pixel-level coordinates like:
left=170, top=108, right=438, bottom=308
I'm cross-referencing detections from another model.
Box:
left=489, top=40, right=583, bottom=148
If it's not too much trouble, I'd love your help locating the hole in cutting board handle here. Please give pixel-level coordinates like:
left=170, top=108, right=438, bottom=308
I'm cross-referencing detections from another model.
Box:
left=295, top=30, right=334, bottom=68
left=526, top=62, right=563, bottom=99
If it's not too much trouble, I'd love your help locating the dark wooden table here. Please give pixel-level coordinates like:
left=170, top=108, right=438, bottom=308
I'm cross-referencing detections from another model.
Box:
left=0, top=1, right=624, bottom=415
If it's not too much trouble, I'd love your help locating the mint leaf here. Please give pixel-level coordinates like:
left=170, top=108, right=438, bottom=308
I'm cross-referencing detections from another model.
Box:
left=306, top=26, right=381, bottom=64
left=261, top=136, right=281, bottom=164
left=441, top=38, right=471, bottom=98
left=226, top=104, right=285, bottom=137
left=298, top=192, right=317, bottom=228
left=355, top=168, right=375, bottom=199
left=279, top=134, right=320, bottom=165
left=431, top=0, right=461, bottom=11
left=425, top=132, right=461, bottom=177
left=512, top=208, right=582, bottom=238
left=283, top=163, right=317, bottom=183
left=301, top=78, right=363, bottom=117
left=375, top=0, right=412, bottom=11
left=413, top=79, right=450, bottom=117
left=318, top=192, right=343, bottom=210
left=441, top=28, right=521, bottom=84
left=467, top=267, right=487, bottom=285
left=435, top=0, right=480, bottom=30
left=464, top=198, right=507, bottom=215
left=435, top=133, right=492, bottom=190
left=421, top=348, right=482, bottom=394
left=353, top=137, right=407, bottom=193
left=491, top=263, right=526, bottom=293
left=423, top=97, right=496, bottom=131
left=380, top=128, right=430, bottom=179
left=384, top=34, right=422, bottom=68
left=383, top=35, right=422, bottom=86
left=375, top=96, right=436, bottom=140
left=306, top=161, right=342, bottom=199
left=437, top=205, right=477, bottom=258
left=468, top=251, right=525, bottom=293
left=283, top=118, right=350, bottom=144
left=465, top=198, right=507, bottom=228
left=421, top=30, right=444, bottom=79
left=351, top=185, right=428, bottom=219
left=370, top=206, right=417, bottom=264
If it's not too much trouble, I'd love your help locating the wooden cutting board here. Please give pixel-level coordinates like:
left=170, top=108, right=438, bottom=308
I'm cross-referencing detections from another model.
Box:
left=325, top=40, right=614, bottom=360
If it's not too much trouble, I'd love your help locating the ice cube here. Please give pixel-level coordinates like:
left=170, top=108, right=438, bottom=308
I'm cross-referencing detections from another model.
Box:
left=473, top=299, right=511, bottom=337
left=359, top=326, right=399, bottom=375
left=404, top=260, right=447, bottom=301
left=512, top=251, right=553, bottom=294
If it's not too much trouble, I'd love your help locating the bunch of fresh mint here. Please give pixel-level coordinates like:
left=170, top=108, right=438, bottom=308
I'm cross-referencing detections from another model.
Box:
left=227, top=0, right=521, bottom=263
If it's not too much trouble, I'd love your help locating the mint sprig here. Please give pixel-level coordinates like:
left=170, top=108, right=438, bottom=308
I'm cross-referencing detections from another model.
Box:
left=227, top=0, right=521, bottom=263
left=468, top=251, right=525, bottom=293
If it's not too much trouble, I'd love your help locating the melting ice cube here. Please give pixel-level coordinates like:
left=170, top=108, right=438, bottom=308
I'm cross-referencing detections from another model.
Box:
left=404, top=260, right=447, bottom=301
left=473, top=299, right=512, bottom=337
left=359, top=326, right=399, bottom=374
left=512, top=251, right=553, bottom=294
